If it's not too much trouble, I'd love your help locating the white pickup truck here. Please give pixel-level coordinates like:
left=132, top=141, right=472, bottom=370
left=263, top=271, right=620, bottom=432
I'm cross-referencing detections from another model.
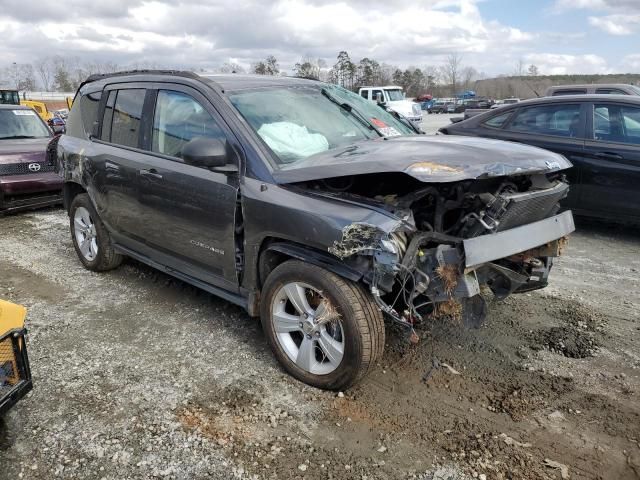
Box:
left=358, top=86, right=423, bottom=124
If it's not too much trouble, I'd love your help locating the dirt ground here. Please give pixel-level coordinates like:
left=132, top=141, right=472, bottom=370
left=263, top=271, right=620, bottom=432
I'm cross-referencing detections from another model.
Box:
left=0, top=208, right=639, bottom=480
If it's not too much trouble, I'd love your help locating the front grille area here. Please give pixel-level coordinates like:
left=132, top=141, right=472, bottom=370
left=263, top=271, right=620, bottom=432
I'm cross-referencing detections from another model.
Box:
left=0, top=161, right=55, bottom=176
left=497, top=182, right=569, bottom=231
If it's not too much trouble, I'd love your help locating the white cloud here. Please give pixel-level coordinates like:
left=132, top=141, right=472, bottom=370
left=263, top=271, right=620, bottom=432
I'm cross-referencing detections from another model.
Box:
left=588, top=14, right=640, bottom=35
left=0, top=0, right=537, bottom=73
left=524, top=53, right=610, bottom=75
left=554, top=0, right=640, bottom=34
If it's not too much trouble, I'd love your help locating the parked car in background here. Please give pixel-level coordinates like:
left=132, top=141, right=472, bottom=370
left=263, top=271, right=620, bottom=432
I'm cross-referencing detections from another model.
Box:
left=415, top=93, right=432, bottom=103
left=358, top=85, right=423, bottom=123
left=439, top=95, right=640, bottom=224
left=57, top=71, right=574, bottom=390
left=53, top=108, right=69, bottom=120
left=447, top=102, right=465, bottom=114
left=47, top=115, right=66, bottom=134
left=546, top=84, right=640, bottom=97
left=430, top=100, right=450, bottom=114
left=0, top=105, right=62, bottom=214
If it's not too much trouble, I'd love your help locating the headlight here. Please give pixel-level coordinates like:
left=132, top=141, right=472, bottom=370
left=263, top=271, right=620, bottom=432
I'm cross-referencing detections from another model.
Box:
left=412, top=104, right=421, bottom=115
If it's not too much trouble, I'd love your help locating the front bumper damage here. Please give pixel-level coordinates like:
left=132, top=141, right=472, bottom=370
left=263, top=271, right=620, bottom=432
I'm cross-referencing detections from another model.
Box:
left=331, top=210, right=575, bottom=334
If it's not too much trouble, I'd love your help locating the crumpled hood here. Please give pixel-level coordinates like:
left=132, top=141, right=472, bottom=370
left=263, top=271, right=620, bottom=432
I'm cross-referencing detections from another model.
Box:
left=272, top=135, right=572, bottom=184
left=0, top=138, right=50, bottom=164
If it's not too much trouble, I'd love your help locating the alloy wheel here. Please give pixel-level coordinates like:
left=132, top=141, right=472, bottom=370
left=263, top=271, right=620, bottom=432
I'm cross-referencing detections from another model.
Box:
left=271, top=282, right=345, bottom=375
left=73, top=206, right=98, bottom=261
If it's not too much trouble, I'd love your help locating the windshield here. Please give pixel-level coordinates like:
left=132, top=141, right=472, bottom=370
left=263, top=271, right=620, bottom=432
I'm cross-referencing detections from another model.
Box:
left=229, top=84, right=414, bottom=165
left=385, top=89, right=404, bottom=101
left=630, top=85, right=640, bottom=95
left=0, top=109, right=51, bottom=139
left=503, top=99, right=518, bottom=104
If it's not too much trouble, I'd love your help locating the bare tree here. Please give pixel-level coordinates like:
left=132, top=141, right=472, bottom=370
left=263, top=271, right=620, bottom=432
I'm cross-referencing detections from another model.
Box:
left=219, top=62, right=245, bottom=74
left=527, top=64, right=539, bottom=76
left=461, top=66, right=479, bottom=91
left=442, top=53, right=463, bottom=95
left=36, top=58, right=55, bottom=91
left=513, top=58, right=525, bottom=76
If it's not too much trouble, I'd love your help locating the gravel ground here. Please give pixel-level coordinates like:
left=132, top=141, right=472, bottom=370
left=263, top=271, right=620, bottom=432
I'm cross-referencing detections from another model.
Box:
left=1, top=203, right=639, bottom=479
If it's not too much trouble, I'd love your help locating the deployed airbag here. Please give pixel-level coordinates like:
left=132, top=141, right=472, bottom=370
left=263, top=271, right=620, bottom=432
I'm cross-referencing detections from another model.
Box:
left=257, top=122, right=329, bottom=161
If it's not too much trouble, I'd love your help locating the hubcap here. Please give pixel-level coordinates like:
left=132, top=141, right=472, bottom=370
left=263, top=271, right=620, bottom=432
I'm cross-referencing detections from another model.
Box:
left=73, top=206, right=98, bottom=261
left=271, top=282, right=345, bottom=375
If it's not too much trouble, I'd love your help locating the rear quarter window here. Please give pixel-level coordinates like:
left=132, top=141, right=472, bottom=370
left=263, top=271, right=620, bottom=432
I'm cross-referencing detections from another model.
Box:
left=66, top=90, right=103, bottom=139
left=483, top=111, right=512, bottom=128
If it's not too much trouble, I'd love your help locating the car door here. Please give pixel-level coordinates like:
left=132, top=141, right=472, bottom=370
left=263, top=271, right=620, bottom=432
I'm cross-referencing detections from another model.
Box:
left=134, top=85, right=241, bottom=291
left=488, top=102, right=588, bottom=210
left=90, top=86, right=150, bottom=238
left=579, top=101, right=640, bottom=220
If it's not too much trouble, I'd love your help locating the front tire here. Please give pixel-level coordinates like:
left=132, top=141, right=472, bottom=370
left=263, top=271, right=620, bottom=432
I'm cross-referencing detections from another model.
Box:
left=260, top=260, right=385, bottom=390
left=69, top=194, right=123, bottom=271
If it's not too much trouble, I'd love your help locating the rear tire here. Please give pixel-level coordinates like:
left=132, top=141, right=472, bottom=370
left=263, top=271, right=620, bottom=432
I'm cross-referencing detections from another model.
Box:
left=69, top=194, right=122, bottom=272
left=260, top=260, right=385, bottom=390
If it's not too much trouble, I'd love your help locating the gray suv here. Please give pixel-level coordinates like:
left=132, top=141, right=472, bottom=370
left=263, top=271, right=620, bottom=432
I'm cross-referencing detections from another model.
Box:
left=56, top=71, right=575, bottom=390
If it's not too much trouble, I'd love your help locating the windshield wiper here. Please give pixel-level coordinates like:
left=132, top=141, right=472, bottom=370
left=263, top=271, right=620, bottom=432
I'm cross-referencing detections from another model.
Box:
left=379, top=104, right=423, bottom=134
left=0, top=135, right=38, bottom=139
left=321, top=88, right=384, bottom=137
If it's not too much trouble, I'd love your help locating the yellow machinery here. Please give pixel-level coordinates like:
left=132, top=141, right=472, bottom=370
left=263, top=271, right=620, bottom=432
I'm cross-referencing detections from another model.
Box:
left=0, top=299, right=32, bottom=416
left=19, top=100, right=53, bottom=122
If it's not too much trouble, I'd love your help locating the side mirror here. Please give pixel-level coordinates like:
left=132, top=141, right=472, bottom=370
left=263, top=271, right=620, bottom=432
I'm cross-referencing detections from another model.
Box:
left=375, top=92, right=384, bottom=104
left=182, top=137, right=233, bottom=170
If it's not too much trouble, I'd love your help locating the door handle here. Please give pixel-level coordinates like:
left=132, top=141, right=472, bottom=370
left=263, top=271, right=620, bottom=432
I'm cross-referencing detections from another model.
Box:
left=139, top=168, right=163, bottom=179
left=594, top=152, right=623, bottom=161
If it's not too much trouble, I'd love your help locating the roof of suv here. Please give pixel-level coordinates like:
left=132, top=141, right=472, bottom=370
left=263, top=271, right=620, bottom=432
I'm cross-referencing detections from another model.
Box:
left=79, top=70, right=321, bottom=94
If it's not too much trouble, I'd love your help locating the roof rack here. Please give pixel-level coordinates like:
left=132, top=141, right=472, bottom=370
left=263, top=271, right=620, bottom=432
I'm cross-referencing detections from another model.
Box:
left=83, top=69, right=198, bottom=84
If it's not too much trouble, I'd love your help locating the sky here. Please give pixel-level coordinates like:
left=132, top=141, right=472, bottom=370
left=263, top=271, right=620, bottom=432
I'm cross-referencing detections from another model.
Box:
left=1, top=0, right=639, bottom=76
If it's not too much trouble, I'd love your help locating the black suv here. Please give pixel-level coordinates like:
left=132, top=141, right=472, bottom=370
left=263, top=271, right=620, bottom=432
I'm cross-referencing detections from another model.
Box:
left=57, top=71, right=575, bottom=390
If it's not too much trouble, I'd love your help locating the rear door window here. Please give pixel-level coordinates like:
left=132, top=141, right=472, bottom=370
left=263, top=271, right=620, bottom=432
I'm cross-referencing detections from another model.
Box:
left=100, top=91, right=116, bottom=142
left=594, top=103, right=640, bottom=144
left=507, top=104, right=581, bottom=137
left=109, top=89, right=146, bottom=148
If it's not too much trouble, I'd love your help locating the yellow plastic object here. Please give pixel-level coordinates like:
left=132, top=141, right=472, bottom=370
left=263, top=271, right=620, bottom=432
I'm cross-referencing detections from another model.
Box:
left=0, top=300, right=26, bottom=389
left=0, top=299, right=26, bottom=336
left=66, top=96, right=73, bottom=110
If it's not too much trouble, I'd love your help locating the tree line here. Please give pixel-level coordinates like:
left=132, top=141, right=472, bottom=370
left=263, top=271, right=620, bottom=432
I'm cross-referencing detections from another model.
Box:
left=1, top=52, right=547, bottom=99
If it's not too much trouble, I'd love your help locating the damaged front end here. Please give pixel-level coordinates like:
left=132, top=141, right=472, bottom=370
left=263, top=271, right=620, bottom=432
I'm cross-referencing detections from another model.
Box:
left=321, top=171, right=575, bottom=333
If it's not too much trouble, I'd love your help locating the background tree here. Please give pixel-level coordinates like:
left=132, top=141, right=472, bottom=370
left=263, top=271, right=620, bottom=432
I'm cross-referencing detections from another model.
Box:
left=293, top=55, right=321, bottom=79
left=527, top=64, right=539, bottom=76
left=252, top=55, right=279, bottom=75
left=441, top=53, right=463, bottom=96
left=219, top=62, right=245, bottom=74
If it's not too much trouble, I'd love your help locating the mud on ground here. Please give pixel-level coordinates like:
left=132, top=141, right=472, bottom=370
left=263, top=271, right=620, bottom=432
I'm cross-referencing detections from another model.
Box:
left=0, top=209, right=639, bottom=480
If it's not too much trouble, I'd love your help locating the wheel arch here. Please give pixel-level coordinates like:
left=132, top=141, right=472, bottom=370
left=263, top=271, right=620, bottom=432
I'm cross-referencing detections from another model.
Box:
left=257, top=239, right=368, bottom=290
left=63, top=182, right=87, bottom=212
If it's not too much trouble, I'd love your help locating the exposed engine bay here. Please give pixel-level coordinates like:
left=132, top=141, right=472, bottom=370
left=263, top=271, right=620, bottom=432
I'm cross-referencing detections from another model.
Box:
left=294, top=172, right=573, bottom=333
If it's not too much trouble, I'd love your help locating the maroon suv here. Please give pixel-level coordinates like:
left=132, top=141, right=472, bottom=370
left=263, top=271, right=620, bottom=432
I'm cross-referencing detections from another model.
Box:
left=0, top=104, right=62, bottom=214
